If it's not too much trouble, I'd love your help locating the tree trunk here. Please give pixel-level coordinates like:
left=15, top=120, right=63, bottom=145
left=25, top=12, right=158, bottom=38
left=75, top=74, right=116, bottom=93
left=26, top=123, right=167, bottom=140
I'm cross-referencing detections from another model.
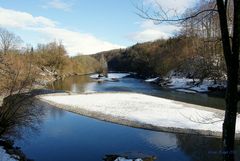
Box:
left=223, top=66, right=238, bottom=161
left=216, top=0, right=240, bottom=160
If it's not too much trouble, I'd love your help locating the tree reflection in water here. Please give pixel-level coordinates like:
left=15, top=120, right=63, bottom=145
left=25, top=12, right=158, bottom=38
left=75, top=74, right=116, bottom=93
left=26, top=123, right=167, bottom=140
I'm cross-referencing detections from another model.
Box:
left=48, top=75, right=93, bottom=93
left=1, top=98, right=47, bottom=140
left=177, top=134, right=240, bottom=161
left=142, top=131, right=240, bottom=161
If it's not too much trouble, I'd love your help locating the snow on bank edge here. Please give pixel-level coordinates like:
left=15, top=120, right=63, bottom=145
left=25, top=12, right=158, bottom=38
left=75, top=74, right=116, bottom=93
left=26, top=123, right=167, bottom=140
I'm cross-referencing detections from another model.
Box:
left=145, top=77, right=159, bottom=83
left=90, top=73, right=130, bottom=79
left=114, top=157, right=143, bottom=161
left=145, top=77, right=226, bottom=93
left=39, top=93, right=240, bottom=138
left=0, top=146, right=18, bottom=161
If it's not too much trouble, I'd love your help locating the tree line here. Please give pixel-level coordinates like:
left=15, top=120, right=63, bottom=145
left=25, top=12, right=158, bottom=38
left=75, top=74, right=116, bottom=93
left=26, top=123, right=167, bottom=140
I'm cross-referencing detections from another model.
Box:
left=94, top=34, right=227, bottom=82
left=0, top=27, right=101, bottom=136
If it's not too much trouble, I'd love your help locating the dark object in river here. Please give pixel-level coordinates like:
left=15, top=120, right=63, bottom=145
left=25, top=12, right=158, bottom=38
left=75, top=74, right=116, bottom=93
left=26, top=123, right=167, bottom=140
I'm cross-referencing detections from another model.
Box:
left=103, top=154, right=156, bottom=161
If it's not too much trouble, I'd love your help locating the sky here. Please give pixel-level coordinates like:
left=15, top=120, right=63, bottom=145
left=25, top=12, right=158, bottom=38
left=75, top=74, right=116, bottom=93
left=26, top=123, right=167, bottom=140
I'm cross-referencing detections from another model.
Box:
left=0, top=0, right=197, bottom=56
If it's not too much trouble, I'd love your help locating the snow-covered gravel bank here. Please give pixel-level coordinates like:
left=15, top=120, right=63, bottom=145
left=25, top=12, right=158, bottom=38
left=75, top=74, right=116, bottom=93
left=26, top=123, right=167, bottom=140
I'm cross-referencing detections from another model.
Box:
left=145, top=77, right=226, bottom=93
left=167, top=78, right=225, bottom=92
left=39, top=92, right=240, bottom=137
left=145, top=77, right=159, bottom=83
left=90, top=73, right=130, bottom=80
left=114, top=157, right=143, bottom=161
left=0, top=146, right=17, bottom=161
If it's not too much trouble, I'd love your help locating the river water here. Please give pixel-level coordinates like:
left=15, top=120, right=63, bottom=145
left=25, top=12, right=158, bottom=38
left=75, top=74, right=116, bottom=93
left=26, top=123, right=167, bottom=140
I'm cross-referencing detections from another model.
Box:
left=12, top=74, right=240, bottom=161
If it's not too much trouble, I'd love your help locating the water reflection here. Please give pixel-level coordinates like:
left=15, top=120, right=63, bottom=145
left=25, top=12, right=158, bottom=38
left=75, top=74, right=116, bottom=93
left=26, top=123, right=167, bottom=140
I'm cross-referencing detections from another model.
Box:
left=142, top=132, right=178, bottom=151
left=143, top=131, right=240, bottom=161
left=48, top=75, right=92, bottom=93
left=2, top=98, right=46, bottom=140
left=176, top=134, right=240, bottom=161
left=50, top=75, right=230, bottom=110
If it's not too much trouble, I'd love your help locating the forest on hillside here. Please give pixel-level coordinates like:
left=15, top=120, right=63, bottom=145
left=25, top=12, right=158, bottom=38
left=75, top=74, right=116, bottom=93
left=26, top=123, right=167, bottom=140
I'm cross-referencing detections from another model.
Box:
left=93, top=0, right=230, bottom=82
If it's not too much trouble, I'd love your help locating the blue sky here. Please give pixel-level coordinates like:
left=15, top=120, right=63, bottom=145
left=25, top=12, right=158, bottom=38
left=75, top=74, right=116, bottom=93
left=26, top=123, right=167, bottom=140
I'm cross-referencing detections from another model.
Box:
left=0, top=0, right=196, bottom=56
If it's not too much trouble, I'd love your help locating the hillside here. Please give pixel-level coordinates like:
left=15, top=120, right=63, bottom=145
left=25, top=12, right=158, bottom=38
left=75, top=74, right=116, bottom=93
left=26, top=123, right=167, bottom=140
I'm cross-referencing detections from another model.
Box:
left=92, top=36, right=226, bottom=81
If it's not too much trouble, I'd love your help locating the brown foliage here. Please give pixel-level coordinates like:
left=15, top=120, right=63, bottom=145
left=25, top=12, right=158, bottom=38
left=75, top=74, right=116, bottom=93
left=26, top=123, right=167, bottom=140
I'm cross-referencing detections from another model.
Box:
left=0, top=52, right=39, bottom=96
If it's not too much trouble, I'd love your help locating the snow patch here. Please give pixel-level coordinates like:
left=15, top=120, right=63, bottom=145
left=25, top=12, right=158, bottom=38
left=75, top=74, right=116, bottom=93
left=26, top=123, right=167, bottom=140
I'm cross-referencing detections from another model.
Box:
left=176, top=89, right=197, bottom=94
left=40, top=93, right=240, bottom=136
left=0, top=146, right=18, bottom=161
left=145, top=77, right=159, bottom=83
left=114, top=157, right=143, bottom=161
left=167, top=77, right=226, bottom=93
left=167, top=78, right=193, bottom=89
left=90, top=73, right=130, bottom=79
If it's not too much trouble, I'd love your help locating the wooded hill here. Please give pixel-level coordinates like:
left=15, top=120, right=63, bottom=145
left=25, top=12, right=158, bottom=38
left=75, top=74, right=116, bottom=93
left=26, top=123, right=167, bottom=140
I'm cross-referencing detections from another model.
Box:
left=92, top=35, right=226, bottom=81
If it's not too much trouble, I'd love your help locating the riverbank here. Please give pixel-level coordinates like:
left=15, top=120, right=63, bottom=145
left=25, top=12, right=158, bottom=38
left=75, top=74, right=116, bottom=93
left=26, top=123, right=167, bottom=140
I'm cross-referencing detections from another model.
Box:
left=38, top=68, right=95, bottom=87
left=0, top=139, right=29, bottom=161
left=0, top=89, right=66, bottom=161
left=144, top=77, right=226, bottom=94
left=0, top=146, right=17, bottom=161
left=38, top=92, right=240, bottom=138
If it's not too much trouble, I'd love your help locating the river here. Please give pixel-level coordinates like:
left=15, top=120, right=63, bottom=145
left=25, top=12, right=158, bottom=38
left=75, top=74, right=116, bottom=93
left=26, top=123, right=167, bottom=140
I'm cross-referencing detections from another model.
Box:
left=11, top=74, right=240, bottom=161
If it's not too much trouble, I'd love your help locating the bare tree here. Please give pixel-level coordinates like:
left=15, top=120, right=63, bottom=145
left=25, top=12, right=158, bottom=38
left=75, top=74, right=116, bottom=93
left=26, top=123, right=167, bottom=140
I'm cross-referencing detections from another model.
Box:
left=97, top=54, right=108, bottom=77
left=0, top=28, right=23, bottom=55
left=136, top=0, right=239, bottom=160
left=0, top=28, right=39, bottom=136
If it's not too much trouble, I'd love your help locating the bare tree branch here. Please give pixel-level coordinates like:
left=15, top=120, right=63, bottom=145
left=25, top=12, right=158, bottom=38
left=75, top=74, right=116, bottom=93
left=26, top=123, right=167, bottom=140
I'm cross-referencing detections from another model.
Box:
left=135, top=4, right=218, bottom=24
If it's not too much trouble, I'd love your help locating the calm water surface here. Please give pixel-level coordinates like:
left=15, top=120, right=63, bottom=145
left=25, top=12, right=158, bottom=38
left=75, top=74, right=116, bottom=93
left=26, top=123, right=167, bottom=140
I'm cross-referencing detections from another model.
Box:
left=12, top=74, right=240, bottom=161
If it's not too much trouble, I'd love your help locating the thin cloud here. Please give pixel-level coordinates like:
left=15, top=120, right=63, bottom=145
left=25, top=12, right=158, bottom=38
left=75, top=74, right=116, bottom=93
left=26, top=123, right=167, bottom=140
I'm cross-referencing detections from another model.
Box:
left=0, top=7, right=56, bottom=28
left=144, top=0, right=197, bottom=14
left=129, top=29, right=169, bottom=42
left=128, top=20, right=180, bottom=42
left=131, top=0, right=196, bottom=42
left=35, top=27, right=125, bottom=56
left=43, top=0, right=73, bottom=11
left=0, top=7, right=125, bottom=56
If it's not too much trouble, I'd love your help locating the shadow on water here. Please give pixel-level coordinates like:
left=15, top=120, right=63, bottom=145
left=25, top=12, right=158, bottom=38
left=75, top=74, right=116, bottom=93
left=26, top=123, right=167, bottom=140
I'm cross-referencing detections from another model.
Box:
left=1, top=98, right=46, bottom=140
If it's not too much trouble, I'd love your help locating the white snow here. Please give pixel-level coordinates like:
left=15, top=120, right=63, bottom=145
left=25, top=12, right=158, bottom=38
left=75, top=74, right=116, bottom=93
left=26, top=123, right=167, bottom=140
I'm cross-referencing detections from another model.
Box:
left=167, top=77, right=226, bottom=93
left=144, top=76, right=226, bottom=93
left=40, top=92, right=240, bottom=136
left=145, top=77, right=159, bottom=83
left=167, top=78, right=194, bottom=89
left=176, top=89, right=197, bottom=94
left=90, top=73, right=130, bottom=79
left=0, top=146, right=18, bottom=161
left=114, top=157, right=143, bottom=161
